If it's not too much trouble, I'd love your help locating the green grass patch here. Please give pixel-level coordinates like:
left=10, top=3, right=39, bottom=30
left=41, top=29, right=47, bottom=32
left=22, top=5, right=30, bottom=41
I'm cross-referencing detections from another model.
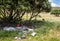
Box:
left=49, top=37, right=60, bottom=41
left=0, top=21, right=60, bottom=41
left=0, top=30, right=19, bottom=37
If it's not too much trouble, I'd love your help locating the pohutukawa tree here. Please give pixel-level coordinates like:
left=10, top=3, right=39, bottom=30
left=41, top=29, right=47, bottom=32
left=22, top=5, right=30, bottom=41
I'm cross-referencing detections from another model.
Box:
left=0, top=0, right=51, bottom=23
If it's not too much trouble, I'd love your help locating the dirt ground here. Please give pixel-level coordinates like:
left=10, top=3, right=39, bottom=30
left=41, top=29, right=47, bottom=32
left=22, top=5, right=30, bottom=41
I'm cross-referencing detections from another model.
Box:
left=38, top=12, right=60, bottom=22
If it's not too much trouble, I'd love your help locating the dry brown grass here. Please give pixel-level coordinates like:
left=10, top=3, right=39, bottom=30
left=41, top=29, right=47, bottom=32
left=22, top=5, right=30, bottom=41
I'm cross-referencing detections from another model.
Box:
left=39, top=12, right=60, bottom=22
left=23, top=12, right=60, bottom=22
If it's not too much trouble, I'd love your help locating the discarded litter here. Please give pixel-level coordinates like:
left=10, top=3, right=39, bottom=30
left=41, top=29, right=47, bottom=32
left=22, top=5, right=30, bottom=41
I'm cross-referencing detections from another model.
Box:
left=16, top=26, right=28, bottom=30
left=31, top=32, right=36, bottom=36
left=21, top=34, right=26, bottom=39
left=3, top=26, right=36, bottom=39
left=3, top=27, right=16, bottom=31
left=18, top=37, right=21, bottom=40
left=14, top=37, right=21, bottom=40
left=28, top=28, right=34, bottom=32
left=17, top=24, right=21, bottom=27
left=14, top=36, right=18, bottom=39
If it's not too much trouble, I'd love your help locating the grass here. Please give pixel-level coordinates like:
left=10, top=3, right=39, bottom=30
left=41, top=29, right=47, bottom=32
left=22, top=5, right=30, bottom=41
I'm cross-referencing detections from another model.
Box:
left=0, top=13, right=60, bottom=41
left=0, top=31, right=18, bottom=37
left=0, top=21, right=60, bottom=41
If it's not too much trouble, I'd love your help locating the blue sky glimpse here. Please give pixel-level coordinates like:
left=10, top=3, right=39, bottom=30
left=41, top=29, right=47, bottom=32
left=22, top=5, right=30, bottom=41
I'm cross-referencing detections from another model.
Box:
left=49, top=0, right=60, bottom=7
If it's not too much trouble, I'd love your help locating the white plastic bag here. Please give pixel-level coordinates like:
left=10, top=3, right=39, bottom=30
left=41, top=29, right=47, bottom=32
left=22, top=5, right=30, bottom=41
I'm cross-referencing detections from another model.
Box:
left=31, top=32, right=36, bottom=36
left=3, top=27, right=16, bottom=31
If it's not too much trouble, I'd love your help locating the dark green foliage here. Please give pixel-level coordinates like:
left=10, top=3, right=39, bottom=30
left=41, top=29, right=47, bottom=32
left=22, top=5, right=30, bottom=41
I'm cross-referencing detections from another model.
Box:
left=51, top=10, right=60, bottom=16
left=0, top=0, right=51, bottom=24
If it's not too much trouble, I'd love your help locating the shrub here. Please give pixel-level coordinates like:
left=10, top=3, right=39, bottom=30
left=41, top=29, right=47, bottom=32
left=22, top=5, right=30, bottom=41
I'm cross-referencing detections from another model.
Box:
left=51, top=10, right=60, bottom=16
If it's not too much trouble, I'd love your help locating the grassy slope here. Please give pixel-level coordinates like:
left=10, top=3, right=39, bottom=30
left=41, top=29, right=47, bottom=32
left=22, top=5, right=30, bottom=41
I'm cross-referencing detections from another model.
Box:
left=0, top=21, right=60, bottom=41
left=0, top=13, right=60, bottom=41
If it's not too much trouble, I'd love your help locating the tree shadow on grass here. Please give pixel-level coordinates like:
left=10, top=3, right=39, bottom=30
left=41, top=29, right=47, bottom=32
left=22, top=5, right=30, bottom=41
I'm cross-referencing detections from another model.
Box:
left=0, top=19, right=54, bottom=30
left=21, top=20, right=54, bottom=29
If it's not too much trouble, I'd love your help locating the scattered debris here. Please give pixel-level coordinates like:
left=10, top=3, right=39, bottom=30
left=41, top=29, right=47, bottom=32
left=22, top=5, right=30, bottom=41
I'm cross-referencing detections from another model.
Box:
left=31, top=32, right=36, bottom=36
left=14, top=36, right=18, bottom=39
left=16, top=27, right=23, bottom=30
left=28, top=28, right=34, bottom=32
left=21, top=34, right=26, bottom=39
left=18, top=37, right=21, bottom=40
left=3, top=27, right=16, bottom=31
left=17, top=24, right=21, bottom=27
left=16, top=26, right=28, bottom=30
left=14, top=37, right=21, bottom=40
left=3, top=26, right=36, bottom=39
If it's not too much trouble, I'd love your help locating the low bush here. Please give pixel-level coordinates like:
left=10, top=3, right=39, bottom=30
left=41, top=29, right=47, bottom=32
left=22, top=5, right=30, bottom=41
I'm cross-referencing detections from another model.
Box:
left=51, top=10, right=60, bottom=16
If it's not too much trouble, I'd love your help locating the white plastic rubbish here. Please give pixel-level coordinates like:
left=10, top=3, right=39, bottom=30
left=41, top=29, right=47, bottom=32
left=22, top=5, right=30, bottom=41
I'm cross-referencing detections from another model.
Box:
left=14, top=37, right=21, bottom=40
left=18, top=37, right=21, bottom=40
left=14, top=37, right=18, bottom=39
left=16, top=27, right=22, bottom=29
left=31, top=32, right=36, bottom=36
left=28, top=28, right=34, bottom=32
left=16, top=26, right=28, bottom=31
left=3, top=27, right=16, bottom=31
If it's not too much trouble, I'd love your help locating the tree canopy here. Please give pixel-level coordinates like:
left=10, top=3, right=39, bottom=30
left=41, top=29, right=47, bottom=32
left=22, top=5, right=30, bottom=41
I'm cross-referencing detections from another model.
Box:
left=0, top=0, right=51, bottom=23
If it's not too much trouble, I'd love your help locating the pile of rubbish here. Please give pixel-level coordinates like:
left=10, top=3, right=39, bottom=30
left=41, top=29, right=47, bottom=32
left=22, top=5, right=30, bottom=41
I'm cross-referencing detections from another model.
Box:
left=3, top=26, right=36, bottom=39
